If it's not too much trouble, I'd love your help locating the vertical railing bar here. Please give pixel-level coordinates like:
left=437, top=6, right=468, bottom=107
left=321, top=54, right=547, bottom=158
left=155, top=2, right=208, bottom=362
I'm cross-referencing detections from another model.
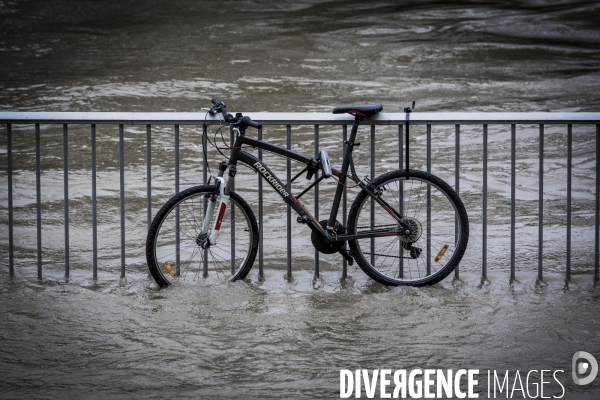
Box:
left=35, top=124, right=42, bottom=279
left=119, top=124, right=125, bottom=278
left=258, top=127, right=264, bottom=279
left=342, top=125, right=348, bottom=279
left=146, top=124, right=151, bottom=230
left=63, top=124, right=69, bottom=278
left=510, top=124, right=516, bottom=282
left=398, top=124, right=403, bottom=279
left=175, top=124, right=180, bottom=276
left=146, top=124, right=152, bottom=279
left=482, top=124, right=488, bottom=281
left=370, top=124, right=375, bottom=267
left=314, top=124, right=320, bottom=279
left=286, top=124, right=292, bottom=280
left=91, top=124, right=98, bottom=280
left=596, top=124, right=599, bottom=283
left=7, top=124, right=13, bottom=277
left=426, top=124, right=431, bottom=276
left=202, top=124, right=208, bottom=277
left=454, top=124, right=460, bottom=280
left=202, top=124, right=208, bottom=185
left=538, top=124, right=544, bottom=283
left=566, top=124, right=572, bottom=282
left=230, top=126, right=235, bottom=275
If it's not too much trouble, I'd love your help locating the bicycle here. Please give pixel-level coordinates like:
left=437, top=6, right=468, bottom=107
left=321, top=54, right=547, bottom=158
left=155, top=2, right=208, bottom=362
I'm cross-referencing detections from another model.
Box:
left=146, top=99, right=469, bottom=287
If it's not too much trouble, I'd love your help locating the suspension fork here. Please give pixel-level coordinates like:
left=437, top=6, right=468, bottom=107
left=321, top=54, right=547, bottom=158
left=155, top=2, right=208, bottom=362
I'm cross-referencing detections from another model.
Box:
left=200, top=162, right=233, bottom=246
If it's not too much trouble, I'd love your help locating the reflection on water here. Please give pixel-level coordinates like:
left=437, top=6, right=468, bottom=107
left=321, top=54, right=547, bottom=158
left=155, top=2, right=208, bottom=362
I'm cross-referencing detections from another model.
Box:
left=1, top=0, right=600, bottom=398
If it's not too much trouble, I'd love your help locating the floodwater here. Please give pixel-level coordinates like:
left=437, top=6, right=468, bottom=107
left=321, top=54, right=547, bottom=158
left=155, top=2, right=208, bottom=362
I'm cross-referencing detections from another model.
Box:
left=1, top=0, right=600, bottom=398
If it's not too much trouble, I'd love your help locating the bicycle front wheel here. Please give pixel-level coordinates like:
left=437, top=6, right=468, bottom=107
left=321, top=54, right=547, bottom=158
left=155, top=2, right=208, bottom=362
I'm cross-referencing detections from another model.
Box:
left=347, top=170, right=469, bottom=286
left=146, top=185, right=259, bottom=287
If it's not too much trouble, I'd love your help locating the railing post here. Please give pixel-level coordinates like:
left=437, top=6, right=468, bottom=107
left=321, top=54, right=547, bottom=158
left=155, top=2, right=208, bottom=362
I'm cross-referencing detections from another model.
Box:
left=314, top=124, right=320, bottom=279
left=370, top=124, right=375, bottom=267
left=566, top=124, right=572, bottom=282
left=538, top=124, right=544, bottom=283
left=63, top=124, right=70, bottom=278
left=7, top=124, right=13, bottom=277
left=202, top=124, right=208, bottom=278
left=482, top=124, right=488, bottom=281
left=92, top=124, right=98, bottom=280
left=426, top=124, right=431, bottom=276
left=596, top=124, right=600, bottom=284
left=510, top=124, right=516, bottom=283
left=202, top=124, right=208, bottom=185
left=230, top=126, right=235, bottom=275
left=36, top=124, right=42, bottom=279
left=286, top=125, right=292, bottom=280
left=398, top=124, right=403, bottom=279
left=146, top=124, right=152, bottom=230
left=342, top=125, right=348, bottom=279
left=175, top=124, right=180, bottom=277
left=455, top=124, right=460, bottom=280
left=258, top=127, right=264, bottom=280
left=119, top=124, right=125, bottom=278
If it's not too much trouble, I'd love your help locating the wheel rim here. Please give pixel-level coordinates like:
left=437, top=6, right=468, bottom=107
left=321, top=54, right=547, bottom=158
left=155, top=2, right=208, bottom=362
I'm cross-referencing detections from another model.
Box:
left=153, top=191, right=254, bottom=284
left=351, top=175, right=464, bottom=284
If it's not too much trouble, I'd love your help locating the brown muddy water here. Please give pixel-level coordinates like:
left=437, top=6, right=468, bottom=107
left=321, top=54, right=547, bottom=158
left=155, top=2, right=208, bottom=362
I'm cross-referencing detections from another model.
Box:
left=1, top=1, right=600, bottom=398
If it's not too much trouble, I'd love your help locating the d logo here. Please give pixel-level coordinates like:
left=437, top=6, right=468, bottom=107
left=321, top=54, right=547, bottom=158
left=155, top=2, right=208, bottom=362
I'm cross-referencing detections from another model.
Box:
left=572, top=351, right=598, bottom=385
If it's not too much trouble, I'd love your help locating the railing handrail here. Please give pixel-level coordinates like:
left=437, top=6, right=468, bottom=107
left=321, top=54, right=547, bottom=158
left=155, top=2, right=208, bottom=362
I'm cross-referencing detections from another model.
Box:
left=1, top=111, right=600, bottom=125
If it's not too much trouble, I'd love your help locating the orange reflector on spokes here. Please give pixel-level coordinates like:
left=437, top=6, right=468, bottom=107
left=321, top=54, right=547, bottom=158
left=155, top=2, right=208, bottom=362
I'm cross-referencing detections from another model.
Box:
left=163, top=261, right=177, bottom=278
left=434, top=244, right=449, bottom=263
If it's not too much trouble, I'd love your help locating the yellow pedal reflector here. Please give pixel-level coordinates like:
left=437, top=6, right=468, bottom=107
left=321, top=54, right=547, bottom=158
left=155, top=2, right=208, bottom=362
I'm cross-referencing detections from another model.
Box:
left=434, top=244, right=449, bottom=263
left=163, top=261, right=177, bottom=278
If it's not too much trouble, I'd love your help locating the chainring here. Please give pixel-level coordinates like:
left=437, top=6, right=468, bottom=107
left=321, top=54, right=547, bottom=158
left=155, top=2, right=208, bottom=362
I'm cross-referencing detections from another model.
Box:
left=311, top=220, right=346, bottom=254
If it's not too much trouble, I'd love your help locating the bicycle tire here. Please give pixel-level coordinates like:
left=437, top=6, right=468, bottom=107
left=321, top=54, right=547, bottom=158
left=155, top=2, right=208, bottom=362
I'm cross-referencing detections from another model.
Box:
left=347, top=170, right=469, bottom=286
left=146, top=185, right=259, bottom=287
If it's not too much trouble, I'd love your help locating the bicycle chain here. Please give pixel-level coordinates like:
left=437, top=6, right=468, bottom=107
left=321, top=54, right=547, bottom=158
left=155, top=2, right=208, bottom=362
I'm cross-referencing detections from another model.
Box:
left=357, top=225, right=418, bottom=259
left=363, top=252, right=416, bottom=260
left=356, top=224, right=399, bottom=230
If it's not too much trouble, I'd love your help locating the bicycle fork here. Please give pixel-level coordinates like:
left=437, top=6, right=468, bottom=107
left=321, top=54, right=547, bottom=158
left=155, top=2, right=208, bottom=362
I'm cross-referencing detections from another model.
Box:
left=199, top=175, right=230, bottom=247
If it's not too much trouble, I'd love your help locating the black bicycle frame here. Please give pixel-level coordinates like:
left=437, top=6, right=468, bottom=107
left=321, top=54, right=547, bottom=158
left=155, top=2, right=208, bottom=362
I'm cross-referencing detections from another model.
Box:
left=221, top=118, right=411, bottom=244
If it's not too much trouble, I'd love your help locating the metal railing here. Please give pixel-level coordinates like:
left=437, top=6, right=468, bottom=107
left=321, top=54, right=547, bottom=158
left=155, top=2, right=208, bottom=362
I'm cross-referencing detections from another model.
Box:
left=2, top=111, right=599, bottom=283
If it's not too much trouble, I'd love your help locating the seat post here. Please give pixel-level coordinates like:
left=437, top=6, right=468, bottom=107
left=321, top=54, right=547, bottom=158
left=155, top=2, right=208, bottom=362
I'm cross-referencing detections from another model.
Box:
left=327, top=116, right=361, bottom=231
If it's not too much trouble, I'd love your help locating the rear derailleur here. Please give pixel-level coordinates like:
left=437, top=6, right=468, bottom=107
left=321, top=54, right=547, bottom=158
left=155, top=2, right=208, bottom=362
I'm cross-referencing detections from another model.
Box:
left=402, top=241, right=422, bottom=259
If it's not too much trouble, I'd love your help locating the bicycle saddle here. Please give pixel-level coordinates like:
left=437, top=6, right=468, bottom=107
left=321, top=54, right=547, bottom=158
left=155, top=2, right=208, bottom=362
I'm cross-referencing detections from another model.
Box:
left=332, top=103, right=383, bottom=118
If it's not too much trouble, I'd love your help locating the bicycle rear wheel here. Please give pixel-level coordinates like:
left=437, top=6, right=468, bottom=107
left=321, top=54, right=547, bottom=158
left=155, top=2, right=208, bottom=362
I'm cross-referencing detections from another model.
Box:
left=146, top=185, right=259, bottom=287
left=347, top=170, right=468, bottom=286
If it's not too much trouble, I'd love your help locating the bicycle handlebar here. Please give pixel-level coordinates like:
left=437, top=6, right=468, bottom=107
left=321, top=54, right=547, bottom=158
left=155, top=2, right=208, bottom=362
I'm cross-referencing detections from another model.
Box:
left=209, top=98, right=262, bottom=130
left=241, top=115, right=261, bottom=129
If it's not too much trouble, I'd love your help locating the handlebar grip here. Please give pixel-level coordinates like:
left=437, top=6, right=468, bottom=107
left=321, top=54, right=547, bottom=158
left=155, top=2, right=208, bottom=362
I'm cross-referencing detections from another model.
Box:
left=242, top=116, right=262, bottom=130
left=211, top=98, right=221, bottom=106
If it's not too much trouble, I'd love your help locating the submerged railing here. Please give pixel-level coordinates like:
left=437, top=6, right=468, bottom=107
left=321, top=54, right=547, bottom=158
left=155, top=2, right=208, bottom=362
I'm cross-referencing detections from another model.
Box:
left=1, top=112, right=599, bottom=284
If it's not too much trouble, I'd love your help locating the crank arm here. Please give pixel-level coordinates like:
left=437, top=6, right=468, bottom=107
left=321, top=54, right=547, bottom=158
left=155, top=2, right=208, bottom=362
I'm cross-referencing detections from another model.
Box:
left=337, top=248, right=354, bottom=266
